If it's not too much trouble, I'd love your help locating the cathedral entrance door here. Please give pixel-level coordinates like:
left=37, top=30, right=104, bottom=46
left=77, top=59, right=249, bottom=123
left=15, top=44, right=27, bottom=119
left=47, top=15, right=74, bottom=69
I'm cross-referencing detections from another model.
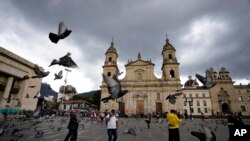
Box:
left=222, top=103, right=229, bottom=113
left=136, top=100, right=144, bottom=115
left=118, top=102, right=125, bottom=116
left=156, top=102, right=162, bottom=114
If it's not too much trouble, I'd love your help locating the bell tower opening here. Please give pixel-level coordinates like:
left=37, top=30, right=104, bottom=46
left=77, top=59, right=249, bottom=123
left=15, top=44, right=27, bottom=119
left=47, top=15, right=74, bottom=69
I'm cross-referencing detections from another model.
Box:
left=170, top=70, right=175, bottom=78
left=109, top=57, right=112, bottom=62
left=169, top=54, right=172, bottom=59
left=107, top=72, right=111, bottom=77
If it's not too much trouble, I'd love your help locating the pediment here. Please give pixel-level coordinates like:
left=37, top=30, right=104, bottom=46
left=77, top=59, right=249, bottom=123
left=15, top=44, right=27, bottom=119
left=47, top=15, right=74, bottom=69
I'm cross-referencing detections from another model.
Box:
left=125, top=59, right=154, bottom=66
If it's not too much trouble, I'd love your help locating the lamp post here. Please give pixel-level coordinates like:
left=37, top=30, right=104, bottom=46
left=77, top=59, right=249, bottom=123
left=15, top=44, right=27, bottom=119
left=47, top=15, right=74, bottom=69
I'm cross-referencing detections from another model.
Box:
left=185, top=97, right=193, bottom=119
left=61, top=68, right=71, bottom=111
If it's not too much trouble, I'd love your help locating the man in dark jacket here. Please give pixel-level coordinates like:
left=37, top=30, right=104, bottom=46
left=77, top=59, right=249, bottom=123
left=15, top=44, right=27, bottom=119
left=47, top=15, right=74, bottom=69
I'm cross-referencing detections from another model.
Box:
left=64, top=110, right=78, bottom=141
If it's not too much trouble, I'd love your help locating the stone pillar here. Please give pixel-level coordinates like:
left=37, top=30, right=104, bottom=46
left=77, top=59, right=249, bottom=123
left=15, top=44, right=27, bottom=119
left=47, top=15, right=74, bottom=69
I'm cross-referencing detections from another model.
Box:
left=0, top=77, right=14, bottom=108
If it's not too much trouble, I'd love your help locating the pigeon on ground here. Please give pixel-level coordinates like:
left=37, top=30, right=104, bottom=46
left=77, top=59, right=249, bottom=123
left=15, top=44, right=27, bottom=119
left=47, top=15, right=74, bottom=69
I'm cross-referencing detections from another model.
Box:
left=123, top=128, right=136, bottom=136
left=191, top=126, right=216, bottom=141
left=49, top=52, right=78, bottom=68
left=195, top=70, right=216, bottom=89
left=31, top=65, right=50, bottom=78
left=54, top=70, right=63, bottom=80
left=57, top=127, right=61, bottom=131
left=101, top=73, right=128, bottom=103
left=49, top=21, right=72, bottom=44
left=166, top=90, right=182, bottom=104
left=35, top=130, right=44, bottom=138
left=0, top=128, right=3, bottom=136
left=33, top=105, right=41, bottom=117
left=11, top=128, right=21, bottom=135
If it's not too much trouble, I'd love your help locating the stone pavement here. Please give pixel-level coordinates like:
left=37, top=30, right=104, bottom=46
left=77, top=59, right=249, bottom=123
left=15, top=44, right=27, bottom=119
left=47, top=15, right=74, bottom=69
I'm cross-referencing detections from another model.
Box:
left=1, top=116, right=249, bottom=141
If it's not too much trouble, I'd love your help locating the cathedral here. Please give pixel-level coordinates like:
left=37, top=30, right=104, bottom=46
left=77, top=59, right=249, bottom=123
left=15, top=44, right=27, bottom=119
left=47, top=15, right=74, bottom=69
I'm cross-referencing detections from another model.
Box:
left=100, top=38, right=250, bottom=116
left=100, top=38, right=183, bottom=116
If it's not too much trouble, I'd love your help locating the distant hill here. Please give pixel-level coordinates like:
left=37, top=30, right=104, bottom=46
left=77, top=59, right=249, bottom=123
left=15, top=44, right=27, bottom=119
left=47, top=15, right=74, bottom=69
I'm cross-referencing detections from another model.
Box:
left=77, top=90, right=99, bottom=97
left=40, top=83, right=58, bottom=98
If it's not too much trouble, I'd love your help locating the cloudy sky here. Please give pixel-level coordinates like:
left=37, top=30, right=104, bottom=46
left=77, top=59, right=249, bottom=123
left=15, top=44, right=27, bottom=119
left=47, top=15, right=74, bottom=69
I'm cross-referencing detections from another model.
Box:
left=1, top=0, right=250, bottom=93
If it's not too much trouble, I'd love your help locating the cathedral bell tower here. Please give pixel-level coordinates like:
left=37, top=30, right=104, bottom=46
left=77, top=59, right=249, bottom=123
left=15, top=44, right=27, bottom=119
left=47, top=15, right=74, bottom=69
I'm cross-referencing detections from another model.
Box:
left=102, top=41, right=119, bottom=78
left=161, top=38, right=181, bottom=83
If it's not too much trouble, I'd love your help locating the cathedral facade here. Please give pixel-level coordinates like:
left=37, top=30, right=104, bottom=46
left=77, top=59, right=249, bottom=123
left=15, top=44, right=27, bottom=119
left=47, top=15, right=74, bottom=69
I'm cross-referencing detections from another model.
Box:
left=100, top=39, right=250, bottom=116
left=100, top=39, right=183, bottom=115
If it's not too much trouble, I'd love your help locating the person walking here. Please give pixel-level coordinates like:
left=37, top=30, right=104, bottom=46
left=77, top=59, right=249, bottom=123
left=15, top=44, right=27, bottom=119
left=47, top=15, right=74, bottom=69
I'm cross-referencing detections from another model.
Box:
left=106, top=109, right=118, bottom=141
left=166, top=109, right=182, bottom=141
left=64, top=110, right=79, bottom=141
left=3, top=111, right=7, bottom=122
left=145, top=113, right=151, bottom=129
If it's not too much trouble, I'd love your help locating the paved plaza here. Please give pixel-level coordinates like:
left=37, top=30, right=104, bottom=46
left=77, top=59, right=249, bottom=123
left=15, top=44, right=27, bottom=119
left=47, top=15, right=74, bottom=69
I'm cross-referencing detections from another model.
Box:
left=2, top=116, right=249, bottom=141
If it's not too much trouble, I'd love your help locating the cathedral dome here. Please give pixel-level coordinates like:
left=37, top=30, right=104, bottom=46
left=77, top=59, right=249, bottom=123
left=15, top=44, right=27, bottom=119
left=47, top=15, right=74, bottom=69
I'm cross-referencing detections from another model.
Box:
left=184, top=76, right=199, bottom=87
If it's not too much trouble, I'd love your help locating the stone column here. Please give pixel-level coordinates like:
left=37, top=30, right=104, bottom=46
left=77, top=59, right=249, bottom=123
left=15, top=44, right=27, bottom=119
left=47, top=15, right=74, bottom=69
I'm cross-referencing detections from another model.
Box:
left=0, top=77, right=14, bottom=108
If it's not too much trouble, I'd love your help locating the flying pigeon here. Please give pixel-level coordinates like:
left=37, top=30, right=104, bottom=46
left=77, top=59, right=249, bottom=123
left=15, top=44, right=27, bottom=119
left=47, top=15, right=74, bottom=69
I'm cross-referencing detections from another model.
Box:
left=196, top=70, right=216, bottom=89
left=49, top=21, right=72, bottom=44
left=54, top=70, right=63, bottom=80
left=101, top=73, right=128, bottom=103
left=191, top=126, right=216, bottom=141
left=32, top=65, right=50, bottom=78
left=49, top=52, right=78, bottom=68
left=22, top=75, right=29, bottom=80
left=166, top=90, right=182, bottom=104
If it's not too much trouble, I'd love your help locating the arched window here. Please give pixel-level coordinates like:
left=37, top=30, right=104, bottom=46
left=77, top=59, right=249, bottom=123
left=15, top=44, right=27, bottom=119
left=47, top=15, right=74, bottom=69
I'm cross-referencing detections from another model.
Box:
left=157, top=93, right=160, bottom=100
left=108, top=57, right=112, bottom=62
left=138, top=72, right=142, bottom=80
left=169, top=54, right=173, bottom=59
left=107, top=72, right=111, bottom=77
left=170, top=70, right=175, bottom=78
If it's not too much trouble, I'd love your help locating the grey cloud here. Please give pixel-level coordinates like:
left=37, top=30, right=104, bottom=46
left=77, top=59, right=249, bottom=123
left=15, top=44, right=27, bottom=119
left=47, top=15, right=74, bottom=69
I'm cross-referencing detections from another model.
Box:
left=2, top=0, right=250, bottom=90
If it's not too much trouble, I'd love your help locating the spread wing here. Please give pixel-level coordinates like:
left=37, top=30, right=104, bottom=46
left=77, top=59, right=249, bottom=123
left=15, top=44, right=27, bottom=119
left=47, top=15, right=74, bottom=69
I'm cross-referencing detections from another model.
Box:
left=58, top=70, right=63, bottom=76
left=166, top=95, right=171, bottom=100
left=58, top=21, right=67, bottom=35
left=102, top=74, right=120, bottom=98
left=33, top=65, right=43, bottom=75
left=205, top=70, right=215, bottom=88
left=59, top=55, right=78, bottom=68
left=195, top=73, right=206, bottom=84
left=102, top=73, right=117, bottom=88
left=173, top=92, right=183, bottom=97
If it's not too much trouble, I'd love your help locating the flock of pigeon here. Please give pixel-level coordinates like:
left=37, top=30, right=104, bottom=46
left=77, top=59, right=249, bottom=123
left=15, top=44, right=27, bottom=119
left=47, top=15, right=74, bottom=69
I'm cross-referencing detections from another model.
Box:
left=3, top=112, right=248, bottom=141
left=17, top=21, right=78, bottom=117
left=21, top=21, right=217, bottom=108
left=0, top=115, right=88, bottom=141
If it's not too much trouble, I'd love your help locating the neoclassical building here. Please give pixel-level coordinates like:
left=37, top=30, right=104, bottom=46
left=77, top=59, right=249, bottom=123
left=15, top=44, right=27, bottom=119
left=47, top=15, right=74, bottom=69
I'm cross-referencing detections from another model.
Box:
left=100, top=38, right=183, bottom=115
left=0, top=47, right=42, bottom=110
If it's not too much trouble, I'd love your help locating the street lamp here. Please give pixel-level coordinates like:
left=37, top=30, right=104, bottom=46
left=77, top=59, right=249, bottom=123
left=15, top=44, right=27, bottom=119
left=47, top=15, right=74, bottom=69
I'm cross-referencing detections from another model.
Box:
left=61, top=68, right=71, bottom=111
left=185, top=97, right=193, bottom=119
